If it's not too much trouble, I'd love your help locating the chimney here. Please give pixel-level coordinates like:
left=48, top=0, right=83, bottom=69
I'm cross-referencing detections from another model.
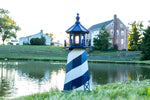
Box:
left=113, top=14, right=117, bottom=46
left=114, top=14, right=117, bottom=29
left=114, top=14, right=117, bottom=21
left=40, top=30, right=43, bottom=34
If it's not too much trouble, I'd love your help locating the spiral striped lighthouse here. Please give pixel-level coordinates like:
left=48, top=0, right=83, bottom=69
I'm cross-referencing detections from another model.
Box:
left=63, top=13, right=91, bottom=91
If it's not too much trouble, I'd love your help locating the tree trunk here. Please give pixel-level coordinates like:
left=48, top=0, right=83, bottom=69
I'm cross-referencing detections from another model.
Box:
left=2, top=39, right=5, bottom=45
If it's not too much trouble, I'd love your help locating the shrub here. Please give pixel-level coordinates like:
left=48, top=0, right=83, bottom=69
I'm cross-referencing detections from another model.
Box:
left=122, top=49, right=127, bottom=51
left=108, top=45, right=118, bottom=51
left=23, top=42, right=29, bottom=45
left=30, top=36, right=46, bottom=45
left=131, top=45, right=138, bottom=51
left=40, top=36, right=46, bottom=45
left=113, top=44, right=118, bottom=51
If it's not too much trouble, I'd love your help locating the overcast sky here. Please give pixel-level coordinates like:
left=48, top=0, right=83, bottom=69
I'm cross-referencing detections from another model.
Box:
left=1, top=0, right=150, bottom=43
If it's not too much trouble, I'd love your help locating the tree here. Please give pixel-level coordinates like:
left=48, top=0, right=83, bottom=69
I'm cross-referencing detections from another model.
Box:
left=0, top=9, right=8, bottom=35
left=141, top=26, right=150, bottom=60
left=46, top=33, right=54, bottom=45
left=93, top=25, right=111, bottom=51
left=0, top=8, right=20, bottom=44
left=46, top=33, right=54, bottom=42
left=128, top=21, right=143, bottom=51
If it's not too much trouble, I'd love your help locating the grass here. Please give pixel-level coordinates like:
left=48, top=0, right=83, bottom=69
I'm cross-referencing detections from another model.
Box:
left=9, top=79, right=150, bottom=100
left=0, top=45, right=68, bottom=60
left=0, top=45, right=150, bottom=65
left=88, top=59, right=150, bottom=65
left=88, top=50, right=142, bottom=61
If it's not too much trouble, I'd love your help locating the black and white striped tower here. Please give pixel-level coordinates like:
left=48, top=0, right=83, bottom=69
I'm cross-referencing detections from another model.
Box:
left=63, top=13, right=91, bottom=91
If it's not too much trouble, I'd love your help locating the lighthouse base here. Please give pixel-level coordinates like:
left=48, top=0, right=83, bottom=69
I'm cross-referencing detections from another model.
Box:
left=63, top=49, right=90, bottom=91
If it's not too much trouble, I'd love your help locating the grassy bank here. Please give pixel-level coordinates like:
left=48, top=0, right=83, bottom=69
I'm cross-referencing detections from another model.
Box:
left=0, top=45, right=150, bottom=65
left=88, top=59, right=150, bottom=65
left=9, top=79, right=150, bottom=100
left=0, top=45, right=68, bottom=60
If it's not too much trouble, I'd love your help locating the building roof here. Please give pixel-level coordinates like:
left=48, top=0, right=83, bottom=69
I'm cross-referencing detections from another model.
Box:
left=25, top=30, right=43, bottom=38
left=88, top=19, right=114, bottom=31
left=66, top=13, right=89, bottom=34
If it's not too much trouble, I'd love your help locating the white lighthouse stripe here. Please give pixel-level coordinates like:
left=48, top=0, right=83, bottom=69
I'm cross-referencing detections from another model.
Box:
left=64, top=61, right=88, bottom=84
left=67, top=49, right=84, bottom=64
left=67, top=49, right=85, bottom=64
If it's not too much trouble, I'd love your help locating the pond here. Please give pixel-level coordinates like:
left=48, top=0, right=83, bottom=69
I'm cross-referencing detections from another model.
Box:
left=0, top=60, right=150, bottom=98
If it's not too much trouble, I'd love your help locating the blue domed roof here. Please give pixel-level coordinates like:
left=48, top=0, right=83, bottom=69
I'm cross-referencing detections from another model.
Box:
left=66, top=13, right=89, bottom=34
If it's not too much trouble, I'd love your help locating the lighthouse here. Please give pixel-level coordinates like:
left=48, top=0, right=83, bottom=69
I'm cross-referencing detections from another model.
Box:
left=63, top=13, right=91, bottom=91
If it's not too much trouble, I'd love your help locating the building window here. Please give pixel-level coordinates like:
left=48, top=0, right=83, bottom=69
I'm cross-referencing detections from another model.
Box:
left=111, top=23, right=114, bottom=26
left=124, top=29, right=126, bottom=34
left=110, top=30, right=114, bottom=34
left=116, top=39, right=118, bottom=44
left=100, top=30, right=104, bottom=33
left=109, top=39, right=112, bottom=43
left=120, top=24, right=123, bottom=28
left=94, top=31, right=99, bottom=36
left=121, top=39, right=124, bottom=44
left=117, top=30, right=119, bottom=35
left=121, top=30, right=124, bottom=35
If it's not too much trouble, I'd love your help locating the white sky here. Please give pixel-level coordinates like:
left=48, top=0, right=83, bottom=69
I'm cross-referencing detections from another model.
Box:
left=1, top=0, right=150, bottom=43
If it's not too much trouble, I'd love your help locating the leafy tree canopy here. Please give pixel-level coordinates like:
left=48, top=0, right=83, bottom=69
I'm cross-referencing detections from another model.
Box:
left=0, top=8, right=21, bottom=44
left=128, top=21, right=143, bottom=51
left=141, top=26, right=150, bottom=60
left=93, top=25, right=111, bottom=51
left=46, top=33, right=54, bottom=42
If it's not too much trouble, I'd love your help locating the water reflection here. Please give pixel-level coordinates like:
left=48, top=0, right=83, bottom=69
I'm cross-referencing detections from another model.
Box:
left=89, top=63, right=150, bottom=89
left=0, top=61, right=66, bottom=98
left=0, top=62, right=17, bottom=97
left=0, top=61, right=150, bottom=98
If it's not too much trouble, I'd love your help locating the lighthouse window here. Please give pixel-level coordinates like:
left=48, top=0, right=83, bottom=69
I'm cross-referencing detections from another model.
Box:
left=81, top=35, right=83, bottom=40
left=71, top=35, right=73, bottom=39
left=75, top=35, right=79, bottom=44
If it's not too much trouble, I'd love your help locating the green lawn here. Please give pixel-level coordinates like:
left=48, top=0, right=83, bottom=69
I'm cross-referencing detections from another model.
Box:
left=0, top=45, right=68, bottom=60
left=9, top=79, right=150, bottom=100
left=88, top=50, right=142, bottom=61
left=0, top=45, right=150, bottom=64
left=0, top=45, right=150, bottom=65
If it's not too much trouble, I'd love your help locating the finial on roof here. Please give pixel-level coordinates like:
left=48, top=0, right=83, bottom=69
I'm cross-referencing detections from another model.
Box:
left=76, top=13, right=80, bottom=24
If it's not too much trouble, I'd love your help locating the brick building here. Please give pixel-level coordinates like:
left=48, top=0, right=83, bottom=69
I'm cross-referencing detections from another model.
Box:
left=87, top=15, right=128, bottom=50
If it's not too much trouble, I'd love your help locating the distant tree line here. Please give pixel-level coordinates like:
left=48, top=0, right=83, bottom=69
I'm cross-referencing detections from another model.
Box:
left=0, top=8, right=20, bottom=44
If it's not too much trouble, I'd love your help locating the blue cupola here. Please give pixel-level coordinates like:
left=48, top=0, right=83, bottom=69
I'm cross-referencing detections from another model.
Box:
left=64, top=13, right=91, bottom=49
